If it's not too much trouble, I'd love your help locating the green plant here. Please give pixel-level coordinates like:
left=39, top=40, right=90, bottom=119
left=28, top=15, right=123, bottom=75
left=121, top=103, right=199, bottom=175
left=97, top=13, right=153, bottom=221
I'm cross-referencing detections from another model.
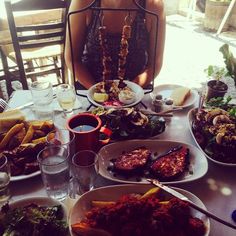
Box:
left=220, top=43, right=236, bottom=86
left=205, top=65, right=227, bottom=81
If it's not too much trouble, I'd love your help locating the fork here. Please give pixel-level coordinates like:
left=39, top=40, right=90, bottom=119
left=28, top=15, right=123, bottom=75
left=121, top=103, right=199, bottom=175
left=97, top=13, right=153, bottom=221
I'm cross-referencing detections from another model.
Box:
left=0, top=98, right=10, bottom=111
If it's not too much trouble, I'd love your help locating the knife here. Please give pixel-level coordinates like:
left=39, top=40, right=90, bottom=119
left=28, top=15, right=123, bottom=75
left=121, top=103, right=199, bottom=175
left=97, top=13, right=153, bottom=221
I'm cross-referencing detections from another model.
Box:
left=147, top=179, right=236, bottom=230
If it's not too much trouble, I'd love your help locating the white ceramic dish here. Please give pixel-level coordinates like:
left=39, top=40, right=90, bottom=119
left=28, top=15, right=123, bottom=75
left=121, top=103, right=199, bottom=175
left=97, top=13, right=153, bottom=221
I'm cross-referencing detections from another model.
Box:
left=69, top=184, right=210, bottom=236
left=8, top=196, right=68, bottom=220
left=87, top=80, right=144, bottom=108
left=151, top=84, right=198, bottom=108
left=98, top=139, right=208, bottom=184
left=187, top=108, right=236, bottom=167
left=11, top=170, right=41, bottom=182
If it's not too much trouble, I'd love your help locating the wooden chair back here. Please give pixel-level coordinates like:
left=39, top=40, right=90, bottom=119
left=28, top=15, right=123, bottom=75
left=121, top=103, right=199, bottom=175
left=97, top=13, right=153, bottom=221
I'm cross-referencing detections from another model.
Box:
left=4, top=0, right=70, bottom=89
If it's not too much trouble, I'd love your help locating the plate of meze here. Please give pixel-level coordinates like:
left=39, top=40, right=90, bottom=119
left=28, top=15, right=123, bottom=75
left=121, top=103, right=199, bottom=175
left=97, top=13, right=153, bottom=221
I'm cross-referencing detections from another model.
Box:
left=187, top=107, right=236, bottom=167
left=151, top=84, right=198, bottom=108
left=87, top=80, right=144, bottom=108
left=98, top=139, right=208, bottom=184
left=69, top=184, right=210, bottom=236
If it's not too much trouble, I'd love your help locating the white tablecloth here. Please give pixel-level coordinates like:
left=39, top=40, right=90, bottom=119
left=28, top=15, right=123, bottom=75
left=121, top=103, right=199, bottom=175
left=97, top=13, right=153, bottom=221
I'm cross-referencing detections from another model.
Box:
left=7, top=90, right=236, bottom=236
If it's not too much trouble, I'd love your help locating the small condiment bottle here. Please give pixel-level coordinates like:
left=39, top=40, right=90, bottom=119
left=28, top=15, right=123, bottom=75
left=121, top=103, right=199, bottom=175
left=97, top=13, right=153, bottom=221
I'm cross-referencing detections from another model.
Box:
left=152, top=94, right=164, bottom=112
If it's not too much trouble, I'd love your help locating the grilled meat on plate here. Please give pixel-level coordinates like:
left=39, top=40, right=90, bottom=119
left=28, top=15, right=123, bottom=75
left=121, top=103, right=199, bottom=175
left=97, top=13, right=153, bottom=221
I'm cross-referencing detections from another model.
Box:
left=150, top=146, right=189, bottom=181
left=114, top=147, right=151, bottom=174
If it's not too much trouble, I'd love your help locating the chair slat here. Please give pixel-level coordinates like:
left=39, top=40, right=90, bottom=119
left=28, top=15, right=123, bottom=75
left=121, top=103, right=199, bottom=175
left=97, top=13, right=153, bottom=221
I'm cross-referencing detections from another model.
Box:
left=6, top=0, right=67, bottom=11
left=16, top=22, right=65, bottom=32
left=18, top=31, right=64, bottom=42
left=19, top=39, right=64, bottom=49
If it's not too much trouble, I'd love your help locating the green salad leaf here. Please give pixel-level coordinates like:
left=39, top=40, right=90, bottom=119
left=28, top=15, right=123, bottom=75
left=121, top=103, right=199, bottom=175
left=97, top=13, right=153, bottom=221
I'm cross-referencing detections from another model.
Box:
left=0, top=203, right=68, bottom=236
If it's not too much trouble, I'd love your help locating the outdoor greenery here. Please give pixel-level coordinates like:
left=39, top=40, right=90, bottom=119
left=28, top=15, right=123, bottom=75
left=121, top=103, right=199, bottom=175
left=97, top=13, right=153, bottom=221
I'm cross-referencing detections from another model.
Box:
left=220, top=43, right=236, bottom=86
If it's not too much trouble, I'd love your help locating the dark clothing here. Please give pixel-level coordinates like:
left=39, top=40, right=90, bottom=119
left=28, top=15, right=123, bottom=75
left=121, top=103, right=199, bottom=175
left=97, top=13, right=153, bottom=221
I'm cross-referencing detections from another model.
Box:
left=81, top=0, right=149, bottom=83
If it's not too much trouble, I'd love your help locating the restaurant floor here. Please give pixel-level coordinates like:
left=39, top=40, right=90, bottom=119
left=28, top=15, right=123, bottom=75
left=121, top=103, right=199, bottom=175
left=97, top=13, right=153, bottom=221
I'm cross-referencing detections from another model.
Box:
left=156, top=14, right=236, bottom=90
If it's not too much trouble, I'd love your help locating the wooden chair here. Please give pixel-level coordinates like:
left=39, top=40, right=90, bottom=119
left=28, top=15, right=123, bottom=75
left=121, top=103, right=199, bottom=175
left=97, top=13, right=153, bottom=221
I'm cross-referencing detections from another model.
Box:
left=4, top=0, right=70, bottom=90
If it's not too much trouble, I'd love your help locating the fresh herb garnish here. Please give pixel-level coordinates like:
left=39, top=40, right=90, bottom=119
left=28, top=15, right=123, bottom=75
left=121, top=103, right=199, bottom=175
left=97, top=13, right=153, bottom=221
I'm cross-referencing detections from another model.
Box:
left=0, top=203, right=68, bottom=236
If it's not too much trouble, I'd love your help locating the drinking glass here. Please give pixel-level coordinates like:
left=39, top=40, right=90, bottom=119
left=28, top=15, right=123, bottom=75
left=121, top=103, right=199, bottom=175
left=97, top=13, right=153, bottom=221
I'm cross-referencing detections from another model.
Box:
left=30, top=81, right=54, bottom=120
left=71, top=150, right=99, bottom=195
left=37, top=146, right=70, bottom=201
left=0, top=154, right=11, bottom=206
left=46, top=129, right=75, bottom=161
left=56, top=84, right=76, bottom=117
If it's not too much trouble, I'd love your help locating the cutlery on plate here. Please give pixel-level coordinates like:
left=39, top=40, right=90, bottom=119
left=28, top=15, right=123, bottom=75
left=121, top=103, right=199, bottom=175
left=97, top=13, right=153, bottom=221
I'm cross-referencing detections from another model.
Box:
left=147, top=179, right=236, bottom=230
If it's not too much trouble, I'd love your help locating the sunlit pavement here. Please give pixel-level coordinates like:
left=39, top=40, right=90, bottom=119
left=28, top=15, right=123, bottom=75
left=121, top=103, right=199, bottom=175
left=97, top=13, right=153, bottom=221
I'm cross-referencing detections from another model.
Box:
left=156, top=14, right=236, bottom=90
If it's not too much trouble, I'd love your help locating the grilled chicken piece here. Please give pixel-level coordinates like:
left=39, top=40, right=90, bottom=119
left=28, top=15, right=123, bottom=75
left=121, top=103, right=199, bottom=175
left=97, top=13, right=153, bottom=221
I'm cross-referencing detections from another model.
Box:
left=150, top=146, right=189, bottom=181
left=114, top=147, right=151, bottom=174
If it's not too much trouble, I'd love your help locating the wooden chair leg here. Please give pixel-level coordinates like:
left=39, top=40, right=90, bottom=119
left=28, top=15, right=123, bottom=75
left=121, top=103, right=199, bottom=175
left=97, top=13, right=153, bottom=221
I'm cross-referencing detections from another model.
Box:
left=27, top=60, right=37, bottom=82
left=53, top=56, right=62, bottom=84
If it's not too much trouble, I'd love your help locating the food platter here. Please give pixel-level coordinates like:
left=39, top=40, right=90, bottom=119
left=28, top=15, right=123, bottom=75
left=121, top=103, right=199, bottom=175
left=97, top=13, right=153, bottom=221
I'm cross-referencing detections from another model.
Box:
left=151, top=84, right=198, bottom=108
left=69, top=184, right=210, bottom=236
left=11, top=170, right=41, bottom=181
left=0, top=119, right=56, bottom=181
left=1, top=197, right=68, bottom=235
left=187, top=108, right=236, bottom=167
left=87, top=80, right=144, bottom=108
left=98, top=139, right=208, bottom=184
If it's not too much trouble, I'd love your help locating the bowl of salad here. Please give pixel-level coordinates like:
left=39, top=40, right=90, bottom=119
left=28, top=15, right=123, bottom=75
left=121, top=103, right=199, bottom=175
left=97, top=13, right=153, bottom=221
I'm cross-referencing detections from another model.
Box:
left=0, top=197, right=68, bottom=235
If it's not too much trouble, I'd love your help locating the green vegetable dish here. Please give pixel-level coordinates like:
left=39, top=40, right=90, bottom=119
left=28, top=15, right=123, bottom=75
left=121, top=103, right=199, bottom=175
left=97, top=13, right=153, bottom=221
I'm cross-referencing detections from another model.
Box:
left=92, top=107, right=166, bottom=140
left=0, top=203, right=68, bottom=236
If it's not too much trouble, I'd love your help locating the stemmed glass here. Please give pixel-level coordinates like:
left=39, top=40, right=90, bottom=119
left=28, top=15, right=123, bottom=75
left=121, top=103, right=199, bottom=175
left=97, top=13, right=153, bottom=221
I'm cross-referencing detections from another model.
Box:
left=56, top=84, right=76, bottom=117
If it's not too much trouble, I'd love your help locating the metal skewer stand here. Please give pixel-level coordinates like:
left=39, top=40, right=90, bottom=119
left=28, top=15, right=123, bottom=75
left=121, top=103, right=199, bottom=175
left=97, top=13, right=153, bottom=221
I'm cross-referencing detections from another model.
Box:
left=67, top=0, right=159, bottom=110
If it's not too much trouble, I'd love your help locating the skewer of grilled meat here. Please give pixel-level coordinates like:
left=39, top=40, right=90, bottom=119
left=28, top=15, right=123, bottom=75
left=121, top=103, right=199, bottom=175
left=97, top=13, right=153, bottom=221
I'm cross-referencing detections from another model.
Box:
left=150, top=146, right=189, bottom=181
left=113, top=147, right=151, bottom=175
left=118, top=24, right=131, bottom=89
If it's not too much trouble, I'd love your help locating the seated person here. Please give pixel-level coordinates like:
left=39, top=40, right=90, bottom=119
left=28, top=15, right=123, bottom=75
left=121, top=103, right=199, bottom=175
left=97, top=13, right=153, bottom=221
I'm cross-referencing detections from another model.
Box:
left=65, top=0, right=166, bottom=89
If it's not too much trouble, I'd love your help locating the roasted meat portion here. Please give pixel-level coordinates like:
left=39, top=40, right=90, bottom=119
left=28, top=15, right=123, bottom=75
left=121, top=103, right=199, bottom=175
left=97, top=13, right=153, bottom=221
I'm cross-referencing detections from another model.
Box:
left=150, top=146, right=189, bottom=181
left=114, top=147, right=151, bottom=174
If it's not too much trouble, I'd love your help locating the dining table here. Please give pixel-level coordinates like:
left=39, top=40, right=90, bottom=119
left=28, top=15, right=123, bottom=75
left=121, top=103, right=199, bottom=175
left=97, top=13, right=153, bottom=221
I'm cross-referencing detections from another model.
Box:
left=5, top=88, right=236, bottom=236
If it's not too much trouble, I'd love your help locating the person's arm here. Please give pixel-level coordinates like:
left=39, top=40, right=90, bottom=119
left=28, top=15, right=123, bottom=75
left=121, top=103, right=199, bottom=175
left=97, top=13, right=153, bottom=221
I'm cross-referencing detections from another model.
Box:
left=133, top=0, right=166, bottom=88
left=64, top=0, right=96, bottom=89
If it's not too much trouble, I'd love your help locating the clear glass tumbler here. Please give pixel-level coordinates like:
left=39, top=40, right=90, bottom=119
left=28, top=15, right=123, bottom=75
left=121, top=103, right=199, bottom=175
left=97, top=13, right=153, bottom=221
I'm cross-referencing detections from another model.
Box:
left=56, top=84, right=76, bottom=117
left=0, top=154, right=11, bottom=206
left=46, top=129, right=75, bottom=160
left=30, top=81, right=54, bottom=120
left=72, top=150, right=99, bottom=195
left=37, top=146, right=70, bottom=201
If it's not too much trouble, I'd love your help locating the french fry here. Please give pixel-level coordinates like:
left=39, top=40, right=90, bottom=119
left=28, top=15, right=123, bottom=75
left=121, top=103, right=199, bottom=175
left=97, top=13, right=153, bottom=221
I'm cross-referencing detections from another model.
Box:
left=140, top=187, right=160, bottom=199
left=31, top=136, right=47, bottom=144
left=21, top=125, right=34, bottom=144
left=0, top=123, right=24, bottom=150
left=71, top=222, right=112, bottom=236
left=91, top=201, right=116, bottom=208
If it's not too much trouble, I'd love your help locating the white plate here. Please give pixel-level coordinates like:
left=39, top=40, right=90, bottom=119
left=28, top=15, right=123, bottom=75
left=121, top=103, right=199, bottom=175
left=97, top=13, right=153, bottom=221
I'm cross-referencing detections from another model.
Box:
left=151, top=84, right=198, bottom=108
left=87, top=80, right=144, bottom=108
left=69, top=184, right=210, bottom=236
left=188, top=108, right=236, bottom=167
left=98, top=139, right=208, bottom=184
left=9, top=197, right=67, bottom=219
left=11, top=170, right=41, bottom=182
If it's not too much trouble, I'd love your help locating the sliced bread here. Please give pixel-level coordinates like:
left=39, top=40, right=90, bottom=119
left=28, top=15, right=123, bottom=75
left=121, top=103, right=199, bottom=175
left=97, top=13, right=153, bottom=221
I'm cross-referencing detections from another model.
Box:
left=170, top=87, right=190, bottom=106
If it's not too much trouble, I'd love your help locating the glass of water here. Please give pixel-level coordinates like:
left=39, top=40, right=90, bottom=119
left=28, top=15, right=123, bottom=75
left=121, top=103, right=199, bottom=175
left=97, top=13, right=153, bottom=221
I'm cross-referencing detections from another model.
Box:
left=37, top=146, right=70, bottom=201
left=71, top=150, right=99, bottom=195
left=30, top=81, right=54, bottom=120
left=0, top=154, right=11, bottom=206
left=56, top=84, right=76, bottom=117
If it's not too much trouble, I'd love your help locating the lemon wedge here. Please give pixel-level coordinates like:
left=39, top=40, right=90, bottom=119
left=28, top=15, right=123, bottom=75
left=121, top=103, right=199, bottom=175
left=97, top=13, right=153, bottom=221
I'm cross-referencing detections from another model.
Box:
left=93, top=92, right=109, bottom=103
